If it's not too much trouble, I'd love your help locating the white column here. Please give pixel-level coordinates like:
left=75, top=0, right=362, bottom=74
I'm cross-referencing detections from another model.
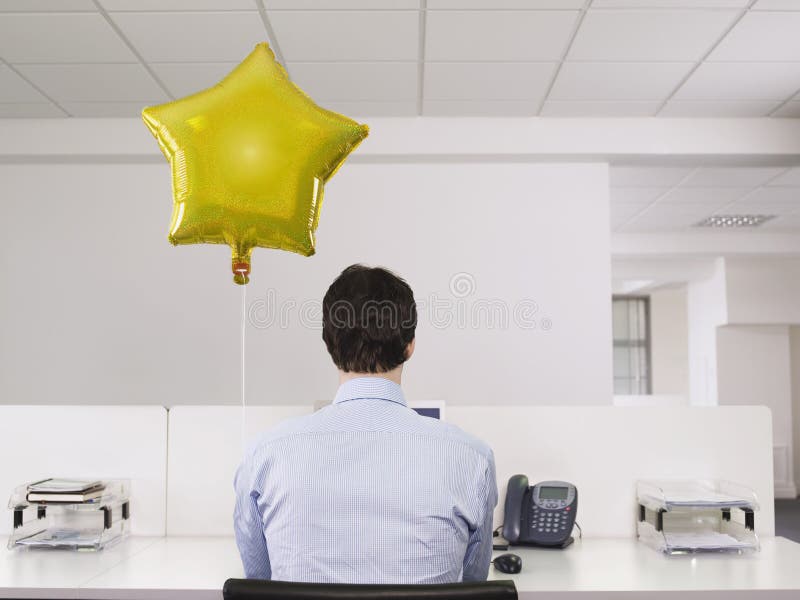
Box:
left=717, top=325, right=796, bottom=499
left=686, top=258, right=727, bottom=407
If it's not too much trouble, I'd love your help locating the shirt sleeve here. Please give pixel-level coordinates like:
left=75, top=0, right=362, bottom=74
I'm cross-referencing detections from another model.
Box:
left=233, top=456, right=272, bottom=579
left=462, top=451, right=499, bottom=582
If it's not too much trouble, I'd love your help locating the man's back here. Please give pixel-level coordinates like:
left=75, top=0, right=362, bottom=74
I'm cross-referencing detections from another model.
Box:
left=234, top=378, right=497, bottom=583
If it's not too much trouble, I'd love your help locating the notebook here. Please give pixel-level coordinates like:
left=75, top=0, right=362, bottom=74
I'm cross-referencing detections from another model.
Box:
left=27, top=479, right=105, bottom=503
left=28, top=479, right=103, bottom=493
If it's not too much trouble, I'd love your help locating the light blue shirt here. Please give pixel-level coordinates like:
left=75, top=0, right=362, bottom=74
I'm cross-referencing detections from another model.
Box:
left=233, top=377, right=497, bottom=583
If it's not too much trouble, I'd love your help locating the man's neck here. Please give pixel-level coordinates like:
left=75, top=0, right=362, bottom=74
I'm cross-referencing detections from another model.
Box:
left=339, top=367, right=403, bottom=387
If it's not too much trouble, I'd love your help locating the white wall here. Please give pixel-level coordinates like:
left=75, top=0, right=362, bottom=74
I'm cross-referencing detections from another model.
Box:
left=649, top=286, right=689, bottom=397
left=792, top=326, right=800, bottom=496
left=0, top=162, right=612, bottom=406
left=687, top=258, right=727, bottom=406
left=717, top=325, right=796, bottom=498
left=725, top=258, right=800, bottom=325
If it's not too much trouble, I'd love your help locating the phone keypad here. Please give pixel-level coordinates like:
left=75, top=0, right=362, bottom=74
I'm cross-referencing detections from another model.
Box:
left=530, top=507, right=570, bottom=535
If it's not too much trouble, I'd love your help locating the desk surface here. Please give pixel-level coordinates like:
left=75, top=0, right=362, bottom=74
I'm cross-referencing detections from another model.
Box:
left=2, top=536, right=800, bottom=599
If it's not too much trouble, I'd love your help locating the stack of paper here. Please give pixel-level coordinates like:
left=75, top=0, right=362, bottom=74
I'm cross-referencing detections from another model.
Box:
left=15, top=528, right=103, bottom=549
left=639, top=491, right=752, bottom=510
left=664, top=531, right=753, bottom=550
left=663, top=491, right=752, bottom=508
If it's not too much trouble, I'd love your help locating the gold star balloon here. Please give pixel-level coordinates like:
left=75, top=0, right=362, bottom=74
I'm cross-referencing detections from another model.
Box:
left=142, top=43, right=369, bottom=284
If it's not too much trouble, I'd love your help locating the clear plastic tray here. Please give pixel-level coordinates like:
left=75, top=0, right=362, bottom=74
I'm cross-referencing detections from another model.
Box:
left=8, top=480, right=130, bottom=551
left=637, top=480, right=759, bottom=555
left=638, top=480, right=759, bottom=512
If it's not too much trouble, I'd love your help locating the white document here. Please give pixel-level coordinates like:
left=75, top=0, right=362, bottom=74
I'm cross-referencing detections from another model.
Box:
left=641, top=491, right=751, bottom=509
left=664, top=531, right=752, bottom=550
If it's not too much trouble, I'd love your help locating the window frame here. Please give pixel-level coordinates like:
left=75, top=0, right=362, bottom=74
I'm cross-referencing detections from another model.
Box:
left=612, top=295, right=652, bottom=395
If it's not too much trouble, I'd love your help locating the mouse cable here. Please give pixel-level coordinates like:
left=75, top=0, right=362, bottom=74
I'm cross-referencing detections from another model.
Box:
left=493, top=524, right=503, bottom=538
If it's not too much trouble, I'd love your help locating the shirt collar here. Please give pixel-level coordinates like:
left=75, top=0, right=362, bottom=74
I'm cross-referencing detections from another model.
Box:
left=333, top=377, right=407, bottom=407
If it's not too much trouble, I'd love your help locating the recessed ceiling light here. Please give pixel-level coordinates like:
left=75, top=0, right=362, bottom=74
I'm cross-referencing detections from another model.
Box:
left=694, top=215, right=776, bottom=228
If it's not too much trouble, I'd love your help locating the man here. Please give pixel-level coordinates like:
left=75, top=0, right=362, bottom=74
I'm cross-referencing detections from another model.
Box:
left=234, top=264, right=497, bottom=583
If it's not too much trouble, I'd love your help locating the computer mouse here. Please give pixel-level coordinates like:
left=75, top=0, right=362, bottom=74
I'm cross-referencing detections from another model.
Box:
left=493, top=553, right=522, bottom=574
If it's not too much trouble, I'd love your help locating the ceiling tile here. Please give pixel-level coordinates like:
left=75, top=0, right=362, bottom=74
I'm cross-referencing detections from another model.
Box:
left=289, top=62, right=418, bottom=101
left=674, top=62, right=800, bottom=100
left=726, top=201, right=798, bottom=215
left=624, top=220, right=703, bottom=232
left=0, top=103, right=64, bottom=117
left=17, top=63, right=169, bottom=102
left=709, top=12, right=800, bottom=61
left=772, top=101, right=800, bottom=118
left=0, top=0, right=95, bottom=10
left=61, top=101, right=152, bottom=117
left=738, top=186, right=800, bottom=205
left=267, top=0, right=419, bottom=7
left=0, top=64, right=49, bottom=102
left=638, top=205, right=716, bottom=217
left=768, top=168, right=800, bottom=187
left=550, top=62, right=690, bottom=100
left=593, top=0, right=748, bottom=6
left=610, top=166, right=692, bottom=187
left=540, top=100, right=660, bottom=116
left=423, top=100, right=536, bottom=116
left=428, top=1, right=585, bottom=7
left=659, top=99, right=779, bottom=117
left=268, top=10, right=419, bottom=61
left=149, top=62, right=237, bottom=98
left=316, top=100, right=417, bottom=116
left=0, top=13, right=136, bottom=63
left=761, top=214, right=800, bottom=231
left=111, top=11, right=267, bottom=62
left=628, top=202, right=728, bottom=229
left=610, top=202, right=650, bottom=229
left=425, top=62, right=555, bottom=101
left=568, top=9, right=738, bottom=61
left=681, top=167, right=785, bottom=187
left=658, top=187, right=749, bottom=205
left=753, top=0, right=800, bottom=8
left=610, top=187, right=670, bottom=203
left=425, top=10, right=579, bottom=61
left=101, top=0, right=254, bottom=9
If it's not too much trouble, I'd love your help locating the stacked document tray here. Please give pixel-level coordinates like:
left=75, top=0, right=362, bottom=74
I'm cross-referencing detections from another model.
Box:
left=637, top=480, right=760, bottom=555
left=7, top=479, right=130, bottom=551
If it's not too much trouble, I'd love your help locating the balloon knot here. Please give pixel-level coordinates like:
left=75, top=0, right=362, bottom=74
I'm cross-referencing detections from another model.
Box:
left=233, top=261, right=251, bottom=285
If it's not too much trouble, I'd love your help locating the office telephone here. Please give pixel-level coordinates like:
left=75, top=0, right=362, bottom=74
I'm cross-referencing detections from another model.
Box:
left=502, top=475, right=578, bottom=548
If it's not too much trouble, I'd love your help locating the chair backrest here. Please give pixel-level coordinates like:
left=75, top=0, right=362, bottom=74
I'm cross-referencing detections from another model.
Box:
left=223, top=579, right=518, bottom=600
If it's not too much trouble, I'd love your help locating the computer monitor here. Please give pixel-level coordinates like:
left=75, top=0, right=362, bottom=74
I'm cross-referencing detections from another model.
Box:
left=409, top=401, right=445, bottom=421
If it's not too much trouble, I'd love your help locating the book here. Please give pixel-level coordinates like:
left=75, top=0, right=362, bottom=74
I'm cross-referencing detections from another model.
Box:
left=27, top=479, right=105, bottom=503
left=28, top=478, right=103, bottom=493
left=27, top=488, right=106, bottom=503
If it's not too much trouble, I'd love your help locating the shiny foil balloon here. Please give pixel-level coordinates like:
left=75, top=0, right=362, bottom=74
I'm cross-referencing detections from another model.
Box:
left=142, top=43, right=369, bottom=284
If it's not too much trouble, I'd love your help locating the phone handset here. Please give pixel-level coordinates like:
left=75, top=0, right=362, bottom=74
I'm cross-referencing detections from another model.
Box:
left=502, top=475, right=578, bottom=548
left=502, top=474, right=529, bottom=543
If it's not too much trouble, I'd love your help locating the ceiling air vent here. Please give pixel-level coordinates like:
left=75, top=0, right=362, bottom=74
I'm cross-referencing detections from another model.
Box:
left=694, top=215, right=775, bottom=228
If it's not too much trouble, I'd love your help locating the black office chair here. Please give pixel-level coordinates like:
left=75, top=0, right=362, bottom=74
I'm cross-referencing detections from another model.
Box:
left=223, top=578, right=517, bottom=600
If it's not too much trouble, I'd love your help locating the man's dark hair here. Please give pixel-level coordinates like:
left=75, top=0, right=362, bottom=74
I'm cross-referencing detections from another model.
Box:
left=322, top=264, right=417, bottom=373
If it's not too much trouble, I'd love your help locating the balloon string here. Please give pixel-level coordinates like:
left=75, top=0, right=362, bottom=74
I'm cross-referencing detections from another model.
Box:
left=241, top=281, right=247, bottom=454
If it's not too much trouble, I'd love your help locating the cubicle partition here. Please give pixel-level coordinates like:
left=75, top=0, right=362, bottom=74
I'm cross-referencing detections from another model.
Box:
left=446, top=406, right=775, bottom=537
left=165, top=405, right=311, bottom=536
left=0, top=406, right=168, bottom=536
left=0, top=403, right=788, bottom=599
left=165, top=405, right=775, bottom=537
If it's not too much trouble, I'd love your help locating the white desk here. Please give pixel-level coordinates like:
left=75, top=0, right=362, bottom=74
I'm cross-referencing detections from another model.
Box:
left=0, top=536, right=158, bottom=599
left=2, top=536, right=800, bottom=599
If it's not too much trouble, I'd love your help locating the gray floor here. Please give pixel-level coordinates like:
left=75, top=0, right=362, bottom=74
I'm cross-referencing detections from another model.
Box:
left=775, top=499, right=800, bottom=542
